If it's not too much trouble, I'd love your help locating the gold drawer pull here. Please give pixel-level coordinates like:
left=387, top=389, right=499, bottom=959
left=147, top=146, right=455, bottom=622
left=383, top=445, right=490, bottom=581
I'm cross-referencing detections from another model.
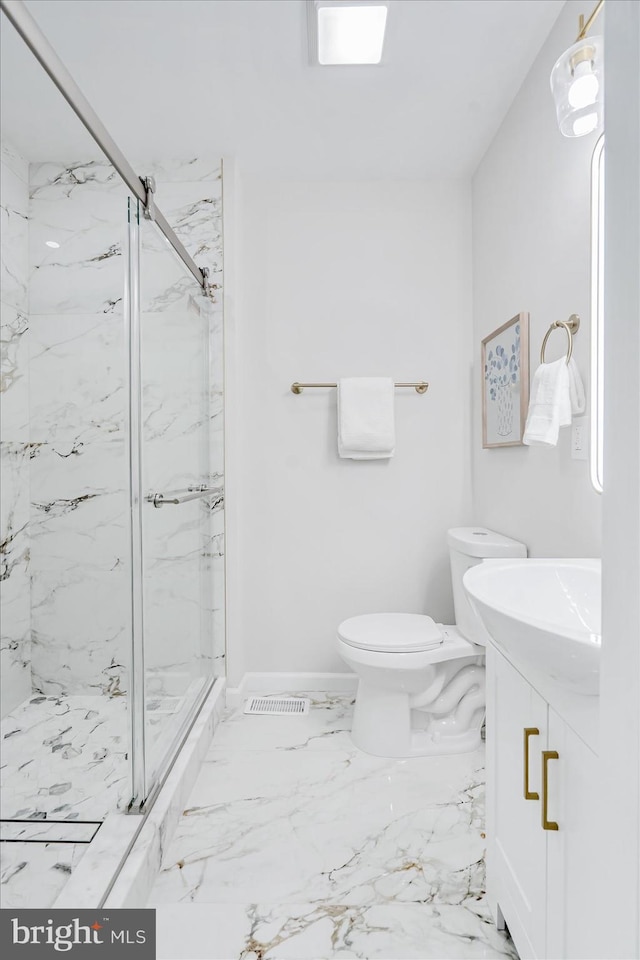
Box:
left=542, top=750, right=559, bottom=831
left=523, top=727, right=540, bottom=800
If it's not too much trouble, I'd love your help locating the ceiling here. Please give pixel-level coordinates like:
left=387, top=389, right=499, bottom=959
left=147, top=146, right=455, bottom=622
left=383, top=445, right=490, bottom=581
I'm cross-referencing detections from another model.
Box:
left=1, top=0, right=566, bottom=178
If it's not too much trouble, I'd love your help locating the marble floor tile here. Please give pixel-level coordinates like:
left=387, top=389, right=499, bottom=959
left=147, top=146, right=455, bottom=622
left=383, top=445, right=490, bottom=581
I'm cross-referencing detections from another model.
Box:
left=1, top=692, right=167, bottom=910
left=149, top=693, right=516, bottom=960
left=0, top=693, right=129, bottom=823
left=211, top=692, right=356, bottom=752
left=0, top=840, right=89, bottom=909
left=1, top=694, right=127, bottom=910
left=156, top=902, right=517, bottom=960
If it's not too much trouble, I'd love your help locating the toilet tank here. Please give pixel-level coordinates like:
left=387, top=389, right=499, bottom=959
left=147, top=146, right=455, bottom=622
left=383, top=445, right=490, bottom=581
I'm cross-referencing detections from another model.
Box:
left=447, top=527, right=527, bottom=645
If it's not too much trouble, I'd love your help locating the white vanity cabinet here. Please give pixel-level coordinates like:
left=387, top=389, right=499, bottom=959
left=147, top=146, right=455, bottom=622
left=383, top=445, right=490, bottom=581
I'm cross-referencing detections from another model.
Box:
left=486, top=645, right=600, bottom=960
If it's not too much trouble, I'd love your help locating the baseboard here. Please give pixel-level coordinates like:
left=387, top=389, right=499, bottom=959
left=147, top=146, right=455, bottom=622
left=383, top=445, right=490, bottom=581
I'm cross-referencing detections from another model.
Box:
left=225, top=672, right=357, bottom=708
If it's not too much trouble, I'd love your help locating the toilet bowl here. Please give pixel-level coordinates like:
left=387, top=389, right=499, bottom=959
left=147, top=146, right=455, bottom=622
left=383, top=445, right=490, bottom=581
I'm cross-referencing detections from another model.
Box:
left=337, top=528, right=527, bottom=758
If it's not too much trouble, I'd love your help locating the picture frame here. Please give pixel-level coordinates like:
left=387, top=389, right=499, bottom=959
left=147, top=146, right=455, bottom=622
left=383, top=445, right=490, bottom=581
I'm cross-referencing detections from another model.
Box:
left=481, top=312, right=530, bottom=448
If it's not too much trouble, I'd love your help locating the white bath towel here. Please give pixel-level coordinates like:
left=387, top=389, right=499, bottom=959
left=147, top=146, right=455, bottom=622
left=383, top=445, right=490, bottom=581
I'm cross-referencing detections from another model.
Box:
left=337, top=377, right=395, bottom=459
left=523, top=358, right=585, bottom=446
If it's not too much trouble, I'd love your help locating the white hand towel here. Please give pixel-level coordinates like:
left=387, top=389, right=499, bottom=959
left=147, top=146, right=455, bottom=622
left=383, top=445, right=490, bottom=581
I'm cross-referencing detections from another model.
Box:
left=567, top=358, right=586, bottom=415
left=523, top=359, right=572, bottom=446
left=337, top=377, right=395, bottom=459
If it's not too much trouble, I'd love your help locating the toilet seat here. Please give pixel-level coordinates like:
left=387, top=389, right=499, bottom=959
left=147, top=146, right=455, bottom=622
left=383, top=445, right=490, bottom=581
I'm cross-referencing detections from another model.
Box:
left=338, top=613, right=444, bottom=653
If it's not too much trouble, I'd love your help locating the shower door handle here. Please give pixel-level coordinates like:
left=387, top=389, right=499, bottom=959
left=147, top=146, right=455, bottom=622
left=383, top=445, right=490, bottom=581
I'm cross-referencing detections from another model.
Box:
left=146, top=486, right=217, bottom=508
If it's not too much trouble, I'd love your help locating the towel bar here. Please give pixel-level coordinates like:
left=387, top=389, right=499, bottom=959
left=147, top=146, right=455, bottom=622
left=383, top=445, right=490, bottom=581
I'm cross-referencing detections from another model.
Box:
left=291, top=381, right=429, bottom=395
left=540, top=314, right=580, bottom=365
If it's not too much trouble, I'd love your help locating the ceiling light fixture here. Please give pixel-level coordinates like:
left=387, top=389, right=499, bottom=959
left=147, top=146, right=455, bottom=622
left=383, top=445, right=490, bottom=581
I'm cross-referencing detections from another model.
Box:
left=308, top=1, right=388, bottom=66
left=45, top=240, right=60, bottom=248
left=550, top=0, right=604, bottom=138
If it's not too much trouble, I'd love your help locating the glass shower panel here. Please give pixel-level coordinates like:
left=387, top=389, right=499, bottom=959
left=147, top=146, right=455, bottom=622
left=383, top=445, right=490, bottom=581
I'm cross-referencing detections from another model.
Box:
left=1, top=11, right=133, bottom=837
left=138, top=211, right=216, bottom=789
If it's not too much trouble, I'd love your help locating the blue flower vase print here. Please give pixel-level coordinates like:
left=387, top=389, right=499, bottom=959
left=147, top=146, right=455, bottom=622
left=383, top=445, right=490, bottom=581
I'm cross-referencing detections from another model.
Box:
left=481, top=313, right=530, bottom=448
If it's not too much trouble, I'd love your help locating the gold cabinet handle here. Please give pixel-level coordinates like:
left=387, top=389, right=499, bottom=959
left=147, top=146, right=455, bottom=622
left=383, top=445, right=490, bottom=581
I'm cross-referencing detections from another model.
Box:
left=542, top=750, right=559, bottom=831
left=523, top=727, right=540, bottom=800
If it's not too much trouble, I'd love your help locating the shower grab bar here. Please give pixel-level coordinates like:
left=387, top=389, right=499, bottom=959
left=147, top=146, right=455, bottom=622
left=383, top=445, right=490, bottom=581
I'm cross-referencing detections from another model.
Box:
left=146, top=486, right=218, bottom=508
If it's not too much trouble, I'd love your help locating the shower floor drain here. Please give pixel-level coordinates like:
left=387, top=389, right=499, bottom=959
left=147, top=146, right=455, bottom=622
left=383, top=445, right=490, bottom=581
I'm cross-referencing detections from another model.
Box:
left=244, top=696, right=310, bottom=716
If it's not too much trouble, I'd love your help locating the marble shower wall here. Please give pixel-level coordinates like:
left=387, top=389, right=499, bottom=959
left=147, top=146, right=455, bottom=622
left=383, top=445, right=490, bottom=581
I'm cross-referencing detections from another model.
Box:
left=28, top=159, right=129, bottom=696
left=137, top=160, right=225, bottom=694
left=1, top=143, right=31, bottom=717
left=0, top=154, right=224, bottom=702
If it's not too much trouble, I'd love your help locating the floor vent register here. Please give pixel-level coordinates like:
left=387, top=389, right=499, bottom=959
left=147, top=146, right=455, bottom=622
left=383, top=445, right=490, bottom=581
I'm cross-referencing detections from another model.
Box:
left=244, top=696, right=310, bottom=716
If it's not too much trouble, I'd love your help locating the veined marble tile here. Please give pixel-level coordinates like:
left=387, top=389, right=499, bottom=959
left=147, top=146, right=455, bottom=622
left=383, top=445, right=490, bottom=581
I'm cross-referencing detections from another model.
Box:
left=29, top=440, right=128, bottom=696
left=104, top=681, right=225, bottom=910
left=29, top=313, right=125, bottom=443
left=139, top=181, right=222, bottom=312
left=23, top=158, right=224, bottom=701
left=212, top=692, right=355, bottom=753
left=134, top=159, right=222, bottom=185
left=29, top=160, right=126, bottom=316
left=150, top=697, right=514, bottom=958
left=207, top=298, right=224, bottom=473
left=1, top=141, right=29, bottom=184
left=141, top=489, right=219, bottom=715
left=0, top=840, right=89, bottom=910
left=143, top=509, right=210, bottom=668
left=28, top=160, right=121, bottom=193
left=0, top=693, right=129, bottom=823
left=0, top=442, right=31, bottom=718
left=150, top=741, right=486, bottom=906
left=158, top=181, right=222, bottom=261
left=141, top=306, right=210, bottom=445
left=0, top=302, right=30, bottom=440
left=209, top=508, right=226, bottom=674
left=1, top=158, right=29, bottom=313
left=155, top=901, right=517, bottom=960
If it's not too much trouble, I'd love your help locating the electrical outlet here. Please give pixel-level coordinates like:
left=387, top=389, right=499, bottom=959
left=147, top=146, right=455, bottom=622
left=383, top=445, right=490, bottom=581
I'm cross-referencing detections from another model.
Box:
left=571, top=416, right=589, bottom=460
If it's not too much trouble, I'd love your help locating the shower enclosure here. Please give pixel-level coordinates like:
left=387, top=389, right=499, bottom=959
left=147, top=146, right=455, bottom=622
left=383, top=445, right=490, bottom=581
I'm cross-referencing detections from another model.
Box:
left=0, top=0, right=224, bottom=884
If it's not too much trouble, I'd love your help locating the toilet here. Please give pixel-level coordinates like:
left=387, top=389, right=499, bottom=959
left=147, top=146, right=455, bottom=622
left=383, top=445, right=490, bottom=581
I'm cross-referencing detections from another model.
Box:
left=337, top=527, right=527, bottom=758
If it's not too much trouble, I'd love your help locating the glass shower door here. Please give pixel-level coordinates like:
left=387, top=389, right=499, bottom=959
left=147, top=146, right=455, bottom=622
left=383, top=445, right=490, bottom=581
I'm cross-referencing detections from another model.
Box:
left=127, top=199, right=218, bottom=805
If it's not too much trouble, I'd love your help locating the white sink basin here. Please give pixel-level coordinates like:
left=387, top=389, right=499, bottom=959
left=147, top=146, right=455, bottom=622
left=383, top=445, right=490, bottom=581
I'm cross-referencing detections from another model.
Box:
left=463, top=558, right=601, bottom=695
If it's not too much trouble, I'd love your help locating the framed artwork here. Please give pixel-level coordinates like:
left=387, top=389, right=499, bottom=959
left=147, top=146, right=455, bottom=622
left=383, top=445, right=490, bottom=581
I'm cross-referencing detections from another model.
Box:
left=482, top=312, right=530, bottom=448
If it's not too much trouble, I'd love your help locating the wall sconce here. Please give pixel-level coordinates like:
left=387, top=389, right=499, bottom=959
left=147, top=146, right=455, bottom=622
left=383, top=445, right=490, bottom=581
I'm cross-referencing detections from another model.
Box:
left=550, top=0, right=604, bottom=137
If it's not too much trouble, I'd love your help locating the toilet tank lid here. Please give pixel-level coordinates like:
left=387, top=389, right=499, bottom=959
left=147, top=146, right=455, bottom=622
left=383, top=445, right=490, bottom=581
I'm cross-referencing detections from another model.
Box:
left=447, top=527, right=527, bottom=559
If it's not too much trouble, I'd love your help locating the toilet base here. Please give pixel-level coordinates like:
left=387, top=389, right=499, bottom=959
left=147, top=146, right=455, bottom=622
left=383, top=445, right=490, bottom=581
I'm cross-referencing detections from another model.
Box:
left=350, top=659, right=485, bottom=758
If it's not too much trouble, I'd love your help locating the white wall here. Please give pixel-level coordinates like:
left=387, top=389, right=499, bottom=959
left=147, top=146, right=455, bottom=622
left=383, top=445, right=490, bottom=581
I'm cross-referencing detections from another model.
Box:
left=228, top=178, right=472, bottom=680
left=472, top=0, right=602, bottom=557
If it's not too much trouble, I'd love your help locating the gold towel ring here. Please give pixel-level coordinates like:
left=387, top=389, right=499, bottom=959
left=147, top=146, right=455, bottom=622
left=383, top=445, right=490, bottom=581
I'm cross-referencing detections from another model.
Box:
left=540, top=314, right=581, bottom=365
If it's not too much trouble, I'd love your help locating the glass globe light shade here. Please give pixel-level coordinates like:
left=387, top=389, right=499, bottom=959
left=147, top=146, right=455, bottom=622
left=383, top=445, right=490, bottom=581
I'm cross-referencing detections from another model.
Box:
left=550, top=36, right=604, bottom=138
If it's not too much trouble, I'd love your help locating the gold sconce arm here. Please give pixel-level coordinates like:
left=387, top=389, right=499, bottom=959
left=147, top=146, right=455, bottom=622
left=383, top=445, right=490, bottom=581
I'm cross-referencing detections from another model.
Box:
left=577, top=0, right=605, bottom=41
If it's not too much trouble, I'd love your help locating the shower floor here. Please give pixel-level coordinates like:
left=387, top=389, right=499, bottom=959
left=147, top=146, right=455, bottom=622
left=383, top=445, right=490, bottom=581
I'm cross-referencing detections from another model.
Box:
left=0, top=682, right=208, bottom=908
left=149, top=692, right=518, bottom=960
left=0, top=693, right=128, bottom=909
left=1, top=694, right=130, bottom=825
